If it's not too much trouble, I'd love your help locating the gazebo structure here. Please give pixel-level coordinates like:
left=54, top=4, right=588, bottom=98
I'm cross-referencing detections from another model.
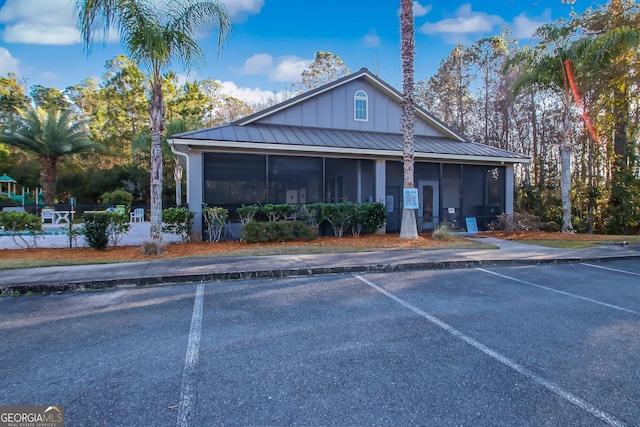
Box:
left=0, top=174, right=18, bottom=198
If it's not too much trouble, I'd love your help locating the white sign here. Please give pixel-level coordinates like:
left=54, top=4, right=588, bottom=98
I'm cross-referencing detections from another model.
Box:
left=448, top=207, right=455, bottom=214
left=403, top=188, right=419, bottom=209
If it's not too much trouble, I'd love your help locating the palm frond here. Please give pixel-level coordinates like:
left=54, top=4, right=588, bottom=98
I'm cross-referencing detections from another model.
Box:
left=168, top=0, right=231, bottom=58
left=0, top=105, right=101, bottom=157
left=75, top=0, right=122, bottom=51
left=570, top=26, right=640, bottom=69
left=511, top=53, right=565, bottom=97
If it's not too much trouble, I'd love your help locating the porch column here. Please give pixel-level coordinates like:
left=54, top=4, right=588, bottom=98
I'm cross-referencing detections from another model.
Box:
left=375, top=159, right=386, bottom=204
left=505, top=164, right=514, bottom=215
left=375, top=159, right=386, bottom=234
left=187, top=148, right=204, bottom=241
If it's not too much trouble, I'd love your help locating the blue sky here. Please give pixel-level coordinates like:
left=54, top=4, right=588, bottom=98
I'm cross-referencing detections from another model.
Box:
left=0, top=0, right=595, bottom=104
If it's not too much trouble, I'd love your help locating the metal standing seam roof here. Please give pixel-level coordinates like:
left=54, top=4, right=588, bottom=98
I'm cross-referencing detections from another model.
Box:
left=172, top=124, right=530, bottom=161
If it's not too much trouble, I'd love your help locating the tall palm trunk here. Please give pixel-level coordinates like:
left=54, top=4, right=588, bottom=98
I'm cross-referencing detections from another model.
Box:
left=560, top=107, right=574, bottom=232
left=149, top=75, right=165, bottom=240
left=399, top=0, right=418, bottom=239
left=40, top=156, right=57, bottom=204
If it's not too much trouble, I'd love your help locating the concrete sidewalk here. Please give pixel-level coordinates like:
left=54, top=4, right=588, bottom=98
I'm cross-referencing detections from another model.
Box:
left=1, top=237, right=639, bottom=295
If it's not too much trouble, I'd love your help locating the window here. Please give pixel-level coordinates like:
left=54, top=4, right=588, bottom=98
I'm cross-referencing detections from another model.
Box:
left=354, top=90, right=368, bottom=121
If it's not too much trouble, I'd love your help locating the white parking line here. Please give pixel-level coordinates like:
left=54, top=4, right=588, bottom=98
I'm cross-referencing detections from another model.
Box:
left=476, top=268, right=640, bottom=315
left=581, top=262, right=640, bottom=277
left=176, top=283, right=204, bottom=427
left=353, top=274, right=628, bottom=427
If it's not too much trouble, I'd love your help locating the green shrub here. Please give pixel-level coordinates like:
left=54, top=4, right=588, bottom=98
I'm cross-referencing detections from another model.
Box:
left=323, top=202, right=354, bottom=237
left=82, top=211, right=112, bottom=250
left=240, top=221, right=269, bottom=243
left=489, top=212, right=540, bottom=232
left=203, top=205, right=228, bottom=242
left=300, top=203, right=326, bottom=236
left=162, top=207, right=195, bottom=242
left=360, top=202, right=386, bottom=233
left=240, top=220, right=315, bottom=243
left=0, top=194, right=18, bottom=206
left=261, top=203, right=297, bottom=221
left=236, top=204, right=260, bottom=224
left=101, top=189, right=133, bottom=207
left=107, top=211, right=131, bottom=246
left=67, top=219, right=84, bottom=248
left=540, top=221, right=561, bottom=232
left=0, top=211, right=43, bottom=248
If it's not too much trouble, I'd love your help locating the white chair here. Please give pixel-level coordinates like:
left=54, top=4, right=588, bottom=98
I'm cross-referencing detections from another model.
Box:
left=130, top=208, right=144, bottom=222
left=41, top=208, right=54, bottom=224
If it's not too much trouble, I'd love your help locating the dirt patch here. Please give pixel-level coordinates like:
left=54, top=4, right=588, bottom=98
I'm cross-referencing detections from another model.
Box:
left=2, top=231, right=627, bottom=264
left=0, top=233, right=464, bottom=262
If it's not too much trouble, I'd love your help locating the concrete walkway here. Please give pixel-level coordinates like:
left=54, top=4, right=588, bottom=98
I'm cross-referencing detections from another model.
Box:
left=1, top=237, right=639, bottom=295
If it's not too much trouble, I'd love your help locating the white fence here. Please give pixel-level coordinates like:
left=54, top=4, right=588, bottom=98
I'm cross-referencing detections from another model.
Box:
left=0, top=222, right=183, bottom=250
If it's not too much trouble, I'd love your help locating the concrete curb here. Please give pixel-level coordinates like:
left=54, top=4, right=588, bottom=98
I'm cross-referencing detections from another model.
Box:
left=3, top=254, right=638, bottom=296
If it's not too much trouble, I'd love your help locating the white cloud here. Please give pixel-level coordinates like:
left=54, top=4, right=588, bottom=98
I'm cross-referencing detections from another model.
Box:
left=0, top=0, right=264, bottom=46
left=363, top=30, right=380, bottom=48
left=221, top=0, right=264, bottom=22
left=419, top=3, right=504, bottom=36
left=234, top=54, right=311, bottom=82
left=0, top=47, right=20, bottom=75
left=218, top=80, right=285, bottom=105
left=511, top=9, right=552, bottom=39
left=238, top=53, right=273, bottom=74
left=269, top=56, right=311, bottom=82
left=413, top=2, right=432, bottom=17
left=0, top=0, right=79, bottom=45
left=4, top=23, right=79, bottom=45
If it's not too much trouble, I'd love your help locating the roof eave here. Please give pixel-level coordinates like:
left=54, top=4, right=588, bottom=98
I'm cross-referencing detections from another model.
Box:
left=169, top=138, right=530, bottom=164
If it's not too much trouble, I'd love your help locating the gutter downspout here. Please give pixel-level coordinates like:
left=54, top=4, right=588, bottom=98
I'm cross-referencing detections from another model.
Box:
left=169, top=139, right=201, bottom=241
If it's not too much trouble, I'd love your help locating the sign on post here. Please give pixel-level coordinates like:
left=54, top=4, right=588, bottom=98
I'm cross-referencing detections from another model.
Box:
left=403, top=188, right=419, bottom=210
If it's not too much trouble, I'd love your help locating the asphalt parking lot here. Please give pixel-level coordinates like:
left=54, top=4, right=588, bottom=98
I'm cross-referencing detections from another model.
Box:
left=1, top=260, right=639, bottom=426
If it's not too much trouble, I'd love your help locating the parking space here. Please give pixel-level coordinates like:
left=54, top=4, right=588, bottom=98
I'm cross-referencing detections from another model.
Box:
left=0, top=260, right=638, bottom=426
left=0, top=285, right=198, bottom=426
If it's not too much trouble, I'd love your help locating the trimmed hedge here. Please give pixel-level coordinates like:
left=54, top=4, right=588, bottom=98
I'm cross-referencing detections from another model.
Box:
left=240, top=220, right=315, bottom=243
left=236, top=202, right=386, bottom=242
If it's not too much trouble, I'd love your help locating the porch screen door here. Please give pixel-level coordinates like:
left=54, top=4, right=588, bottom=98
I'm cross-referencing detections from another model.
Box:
left=418, top=180, right=439, bottom=231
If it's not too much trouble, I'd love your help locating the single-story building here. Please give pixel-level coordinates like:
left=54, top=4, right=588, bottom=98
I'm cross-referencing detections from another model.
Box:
left=169, top=68, right=529, bottom=239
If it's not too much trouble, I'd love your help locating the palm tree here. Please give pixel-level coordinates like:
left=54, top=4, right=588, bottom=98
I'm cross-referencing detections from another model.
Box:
left=75, top=0, right=231, bottom=240
left=509, top=21, right=640, bottom=233
left=132, top=117, right=198, bottom=206
left=399, top=0, right=418, bottom=238
left=0, top=105, right=101, bottom=204
left=506, top=24, right=575, bottom=233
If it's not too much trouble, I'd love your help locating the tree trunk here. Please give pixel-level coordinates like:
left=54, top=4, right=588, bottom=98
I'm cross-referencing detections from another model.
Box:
left=399, top=0, right=418, bottom=239
left=612, top=85, right=628, bottom=169
left=530, top=94, right=539, bottom=186
left=560, top=110, right=574, bottom=233
left=149, top=76, right=165, bottom=240
left=39, top=156, right=57, bottom=204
